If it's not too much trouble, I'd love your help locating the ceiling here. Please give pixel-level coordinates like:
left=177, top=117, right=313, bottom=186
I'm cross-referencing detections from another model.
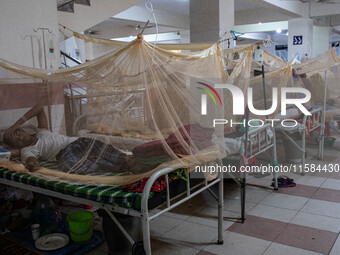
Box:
left=137, top=0, right=190, bottom=15
left=135, top=0, right=261, bottom=15
left=234, top=0, right=262, bottom=11
left=71, top=0, right=340, bottom=43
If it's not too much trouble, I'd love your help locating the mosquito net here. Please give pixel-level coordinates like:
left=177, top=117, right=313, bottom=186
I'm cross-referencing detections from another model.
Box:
left=292, top=48, right=340, bottom=115
left=226, top=47, right=340, bottom=123
left=0, top=34, right=227, bottom=185
left=263, top=50, right=287, bottom=71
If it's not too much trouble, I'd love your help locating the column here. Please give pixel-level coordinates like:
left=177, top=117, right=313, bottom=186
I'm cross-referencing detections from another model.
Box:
left=190, top=0, right=234, bottom=43
left=312, top=26, right=331, bottom=58
left=288, top=18, right=313, bottom=62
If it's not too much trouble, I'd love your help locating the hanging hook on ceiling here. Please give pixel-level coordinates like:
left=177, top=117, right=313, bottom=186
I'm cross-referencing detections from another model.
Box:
left=33, top=27, right=53, bottom=34
left=141, top=20, right=150, bottom=34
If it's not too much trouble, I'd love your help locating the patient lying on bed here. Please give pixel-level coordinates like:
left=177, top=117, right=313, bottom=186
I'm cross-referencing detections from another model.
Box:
left=3, top=105, right=135, bottom=174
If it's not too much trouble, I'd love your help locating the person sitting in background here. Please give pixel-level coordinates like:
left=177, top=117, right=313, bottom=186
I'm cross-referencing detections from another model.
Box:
left=3, top=105, right=135, bottom=174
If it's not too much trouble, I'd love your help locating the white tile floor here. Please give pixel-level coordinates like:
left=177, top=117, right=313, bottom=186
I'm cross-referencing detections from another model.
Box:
left=263, top=243, right=324, bottom=255
left=162, top=221, right=218, bottom=250
left=301, top=199, right=340, bottom=218
left=290, top=211, right=340, bottom=233
left=320, top=178, right=340, bottom=190
left=260, top=193, right=309, bottom=211
left=248, top=204, right=297, bottom=223
left=204, top=231, right=271, bottom=255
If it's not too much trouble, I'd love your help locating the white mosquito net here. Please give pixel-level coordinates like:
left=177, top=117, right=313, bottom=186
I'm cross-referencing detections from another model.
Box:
left=0, top=34, right=227, bottom=185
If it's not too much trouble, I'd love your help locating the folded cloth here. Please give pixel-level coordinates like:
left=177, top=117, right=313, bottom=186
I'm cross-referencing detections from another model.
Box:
left=132, top=123, right=214, bottom=158
left=122, top=176, right=168, bottom=193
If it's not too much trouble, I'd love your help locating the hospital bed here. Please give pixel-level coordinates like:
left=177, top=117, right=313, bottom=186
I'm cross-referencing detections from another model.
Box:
left=0, top=158, right=224, bottom=255
left=0, top=116, right=225, bottom=255
left=275, top=107, right=325, bottom=174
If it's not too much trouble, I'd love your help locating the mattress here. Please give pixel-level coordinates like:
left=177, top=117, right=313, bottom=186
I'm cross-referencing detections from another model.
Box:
left=0, top=164, right=196, bottom=211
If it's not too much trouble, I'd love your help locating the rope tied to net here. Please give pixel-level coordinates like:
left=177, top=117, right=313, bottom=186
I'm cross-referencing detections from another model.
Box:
left=145, top=1, right=159, bottom=64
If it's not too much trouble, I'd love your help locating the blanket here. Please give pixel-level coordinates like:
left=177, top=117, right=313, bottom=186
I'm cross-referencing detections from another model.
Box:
left=132, top=123, right=214, bottom=158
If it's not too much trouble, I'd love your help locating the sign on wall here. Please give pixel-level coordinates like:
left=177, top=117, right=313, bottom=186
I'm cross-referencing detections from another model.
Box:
left=293, top=36, right=303, bottom=45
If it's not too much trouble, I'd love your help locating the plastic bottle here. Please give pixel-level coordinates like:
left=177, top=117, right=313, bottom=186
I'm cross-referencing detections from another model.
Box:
left=34, top=195, right=58, bottom=234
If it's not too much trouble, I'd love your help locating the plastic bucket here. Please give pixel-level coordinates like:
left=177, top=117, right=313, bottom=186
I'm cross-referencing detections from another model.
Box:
left=67, top=211, right=93, bottom=242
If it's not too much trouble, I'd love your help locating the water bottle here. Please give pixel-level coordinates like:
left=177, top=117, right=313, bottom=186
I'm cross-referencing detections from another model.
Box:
left=34, top=195, right=58, bottom=234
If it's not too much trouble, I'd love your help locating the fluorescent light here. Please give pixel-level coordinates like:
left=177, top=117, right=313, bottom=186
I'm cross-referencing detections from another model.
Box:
left=276, top=29, right=282, bottom=34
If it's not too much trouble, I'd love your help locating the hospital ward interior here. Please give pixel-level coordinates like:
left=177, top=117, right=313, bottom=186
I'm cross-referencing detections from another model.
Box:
left=1, top=0, right=340, bottom=254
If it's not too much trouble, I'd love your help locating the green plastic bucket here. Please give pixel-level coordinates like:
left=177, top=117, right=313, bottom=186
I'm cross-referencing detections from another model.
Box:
left=67, top=211, right=94, bottom=242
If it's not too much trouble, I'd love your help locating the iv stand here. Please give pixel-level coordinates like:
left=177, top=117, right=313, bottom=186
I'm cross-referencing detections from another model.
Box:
left=33, top=27, right=53, bottom=69
left=33, top=27, right=53, bottom=131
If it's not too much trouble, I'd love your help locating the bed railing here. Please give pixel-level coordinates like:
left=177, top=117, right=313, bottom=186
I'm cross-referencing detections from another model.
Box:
left=300, top=108, right=324, bottom=172
left=103, top=164, right=224, bottom=255
left=241, top=123, right=277, bottom=161
left=303, top=107, right=323, bottom=133
left=277, top=107, right=324, bottom=174
left=140, top=166, right=224, bottom=255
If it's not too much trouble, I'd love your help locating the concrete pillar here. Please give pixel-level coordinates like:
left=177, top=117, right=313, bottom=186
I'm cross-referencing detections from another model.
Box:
left=288, top=18, right=313, bottom=62
left=0, top=0, right=60, bottom=69
left=190, top=0, right=234, bottom=43
left=312, top=26, right=331, bottom=58
left=180, top=30, right=190, bottom=44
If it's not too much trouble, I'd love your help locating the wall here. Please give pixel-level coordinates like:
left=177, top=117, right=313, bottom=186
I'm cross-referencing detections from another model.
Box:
left=0, top=0, right=60, bottom=69
left=288, top=18, right=313, bottom=62
left=0, top=1, right=66, bottom=135
left=190, top=0, right=219, bottom=43
left=85, top=42, right=115, bottom=61
left=313, top=26, right=331, bottom=58
left=0, top=82, right=66, bottom=134
left=60, top=36, right=85, bottom=67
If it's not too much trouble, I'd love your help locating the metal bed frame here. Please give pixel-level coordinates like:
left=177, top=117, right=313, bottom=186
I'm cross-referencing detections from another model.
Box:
left=275, top=108, right=325, bottom=174
left=0, top=165, right=224, bottom=255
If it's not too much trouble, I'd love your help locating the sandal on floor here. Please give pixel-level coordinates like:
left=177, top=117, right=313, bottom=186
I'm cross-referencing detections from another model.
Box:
left=271, top=181, right=296, bottom=188
left=274, top=176, right=295, bottom=184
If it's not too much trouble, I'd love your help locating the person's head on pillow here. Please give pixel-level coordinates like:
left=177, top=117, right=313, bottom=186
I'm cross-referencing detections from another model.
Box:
left=3, top=128, right=36, bottom=149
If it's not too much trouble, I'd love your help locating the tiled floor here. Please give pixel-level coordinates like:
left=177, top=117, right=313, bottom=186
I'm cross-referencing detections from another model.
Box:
left=85, top=135, right=340, bottom=254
